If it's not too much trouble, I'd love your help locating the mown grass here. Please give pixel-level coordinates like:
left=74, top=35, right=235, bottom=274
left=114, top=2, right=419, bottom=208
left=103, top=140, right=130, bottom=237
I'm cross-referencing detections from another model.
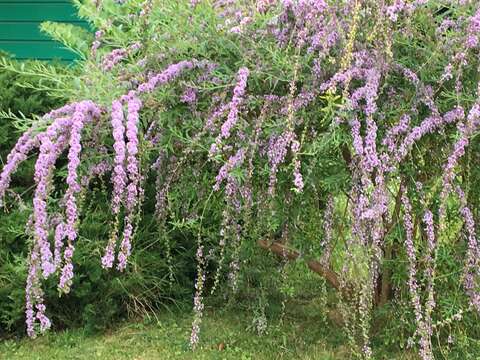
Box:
left=0, top=296, right=420, bottom=360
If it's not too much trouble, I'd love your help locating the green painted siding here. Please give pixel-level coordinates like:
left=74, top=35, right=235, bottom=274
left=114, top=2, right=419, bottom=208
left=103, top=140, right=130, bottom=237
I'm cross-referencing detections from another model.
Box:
left=0, top=1, right=86, bottom=60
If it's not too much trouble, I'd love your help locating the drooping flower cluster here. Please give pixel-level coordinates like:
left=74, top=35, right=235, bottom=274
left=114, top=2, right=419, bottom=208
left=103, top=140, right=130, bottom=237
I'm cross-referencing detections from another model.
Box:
left=466, top=8, right=480, bottom=48
left=101, top=42, right=142, bottom=71
left=117, top=95, right=142, bottom=271
left=402, top=191, right=433, bottom=360
left=266, top=130, right=295, bottom=195
left=422, top=210, right=437, bottom=352
left=59, top=103, right=92, bottom=292
left=100, top=62, right=197, bottom=270
left=102, top=49, right=128, bottom=71
left=102, top=100, right=126, bottom=269
left=211, top=0, right=254, bottom=34
left=7, top=101, right=101, bottom=334
left=181, top=87, right=197, bottom=104
left=385, top=0, right=428, bottom=22
left=274, top=0, right=339, bottom=56
left=291, top=139, right=303, bottom=192
left=213, top=148, right=246, bottom=191
left=0, top=131, right=36, bottom=207
left=25, top=244, right=51, bottom=338
left=91, top=30, right=104, bottom=57
left=320, top=195, right=334, bottom=265
left=394, top=106, right=465, bottom=164
left=190, top=244, right=206, bottom=348
left=442, top=104, right=480, bottom=196
left=210, top=67, right=250, bottom=155
left=137, top=60, right=195, bottom=93
left=457, top=187, right=480, bottom=312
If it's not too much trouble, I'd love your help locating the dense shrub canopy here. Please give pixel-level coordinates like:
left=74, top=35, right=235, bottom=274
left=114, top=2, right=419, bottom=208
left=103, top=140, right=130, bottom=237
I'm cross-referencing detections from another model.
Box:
left=1, top=0, right=480, bottom=358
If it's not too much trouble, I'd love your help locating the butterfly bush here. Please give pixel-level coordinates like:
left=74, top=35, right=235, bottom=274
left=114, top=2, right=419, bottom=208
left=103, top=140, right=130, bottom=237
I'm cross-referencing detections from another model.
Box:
left=2, top=0, right=480, bottom=357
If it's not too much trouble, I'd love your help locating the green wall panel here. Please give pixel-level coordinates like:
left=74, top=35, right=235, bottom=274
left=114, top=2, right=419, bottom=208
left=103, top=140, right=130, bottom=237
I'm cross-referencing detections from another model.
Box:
left=0, top=41, right=78, bottom=60
left=0, top=4, right=80, bottom=22
left=0, top=1, right=87, bottom=60
left=0, top=0, right=72, bottom=2
left=0, top=22, right=90, bottom=41
left=0, top=23, right=52, bottom=41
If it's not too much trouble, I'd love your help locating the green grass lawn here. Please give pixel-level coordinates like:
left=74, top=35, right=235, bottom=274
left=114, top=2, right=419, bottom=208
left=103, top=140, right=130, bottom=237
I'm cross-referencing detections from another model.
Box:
left=0, top=307, right=341, bottom=359
left=0, top=297, right=421, bottom=360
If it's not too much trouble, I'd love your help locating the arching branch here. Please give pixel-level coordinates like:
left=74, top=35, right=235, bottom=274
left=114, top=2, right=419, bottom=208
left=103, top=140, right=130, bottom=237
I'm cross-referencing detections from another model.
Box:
left=257, top=239, right=341, bottom=291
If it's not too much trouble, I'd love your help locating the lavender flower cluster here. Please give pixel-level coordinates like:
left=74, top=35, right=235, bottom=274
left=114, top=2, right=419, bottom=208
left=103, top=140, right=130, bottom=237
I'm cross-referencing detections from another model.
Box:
left=210, top=67, right=250, bottom=155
